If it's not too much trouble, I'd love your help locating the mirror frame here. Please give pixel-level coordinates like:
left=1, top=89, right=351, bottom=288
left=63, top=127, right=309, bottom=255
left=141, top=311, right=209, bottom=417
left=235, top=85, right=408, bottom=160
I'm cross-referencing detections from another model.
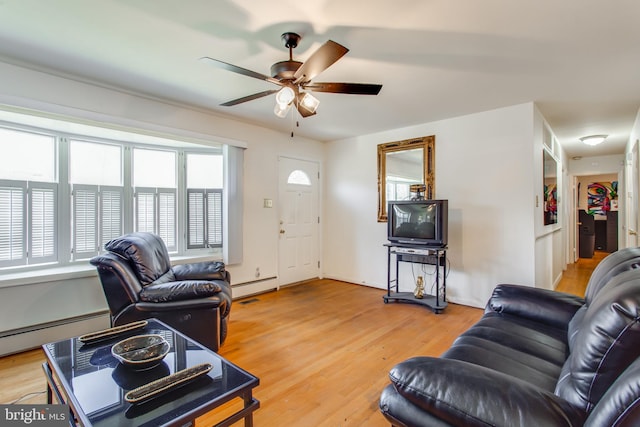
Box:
left=377, top=135, right=435, bottom=222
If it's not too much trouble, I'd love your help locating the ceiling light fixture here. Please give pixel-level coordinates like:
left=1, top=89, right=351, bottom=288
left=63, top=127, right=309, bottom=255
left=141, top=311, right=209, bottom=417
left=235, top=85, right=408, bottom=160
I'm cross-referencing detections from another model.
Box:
left=275, top=86, right=295, bottom=107
left=274, top=101, right=292, bottom=118
left=579, top=134, right=608, bottom=146
left=299, top=92, right=320, bottom=114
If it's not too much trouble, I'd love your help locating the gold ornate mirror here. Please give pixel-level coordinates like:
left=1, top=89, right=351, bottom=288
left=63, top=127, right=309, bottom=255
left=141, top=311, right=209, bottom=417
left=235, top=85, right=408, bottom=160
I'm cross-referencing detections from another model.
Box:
left=378, top=135, right=435, bottom=222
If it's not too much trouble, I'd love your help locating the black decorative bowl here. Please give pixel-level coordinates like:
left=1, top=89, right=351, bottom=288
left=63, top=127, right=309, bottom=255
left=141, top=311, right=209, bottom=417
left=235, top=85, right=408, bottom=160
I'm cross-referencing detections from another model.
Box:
left=111, top=334, right=170, bottom=370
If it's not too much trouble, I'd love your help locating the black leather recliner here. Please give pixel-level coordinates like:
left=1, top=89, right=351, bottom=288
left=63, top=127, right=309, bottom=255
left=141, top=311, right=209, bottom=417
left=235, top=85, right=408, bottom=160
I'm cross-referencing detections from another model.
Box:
left=380, top=247, right=640, bottom=426
left=90, top=232, right=232, bottom=352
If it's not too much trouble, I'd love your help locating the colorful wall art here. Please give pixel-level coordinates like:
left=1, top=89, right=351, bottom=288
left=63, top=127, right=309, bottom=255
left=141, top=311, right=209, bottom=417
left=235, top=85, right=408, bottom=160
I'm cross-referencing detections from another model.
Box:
left=544, top=183, right=557, bottom=225
left=587, top=181, right=618, bottom=217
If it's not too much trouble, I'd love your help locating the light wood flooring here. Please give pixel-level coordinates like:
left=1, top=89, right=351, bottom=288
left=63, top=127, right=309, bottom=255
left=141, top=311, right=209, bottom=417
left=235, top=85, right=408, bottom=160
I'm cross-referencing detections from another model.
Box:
left=0, top=252, right=605, bottom=426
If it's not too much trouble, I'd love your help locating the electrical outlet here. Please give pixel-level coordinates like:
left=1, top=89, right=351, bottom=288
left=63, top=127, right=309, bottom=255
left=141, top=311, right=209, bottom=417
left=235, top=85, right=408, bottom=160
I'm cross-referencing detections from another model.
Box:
left=255, top=267, right=260, bottom=278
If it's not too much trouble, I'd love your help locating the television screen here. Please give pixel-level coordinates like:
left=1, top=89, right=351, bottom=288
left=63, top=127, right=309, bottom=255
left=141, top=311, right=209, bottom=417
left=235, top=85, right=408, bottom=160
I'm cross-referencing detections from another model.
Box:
left=388, top=200, right=448, bottom=247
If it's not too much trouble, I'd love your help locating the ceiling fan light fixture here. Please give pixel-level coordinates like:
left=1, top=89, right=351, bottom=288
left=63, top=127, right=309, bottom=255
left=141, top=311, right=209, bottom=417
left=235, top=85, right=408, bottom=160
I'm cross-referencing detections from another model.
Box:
left=580, top=134, right=608, bottom=146
left=274, top=101, right=292, bottom=118
left=275, top=86, right=295, bottom=107
left=300, top=92, right=320, bottom=113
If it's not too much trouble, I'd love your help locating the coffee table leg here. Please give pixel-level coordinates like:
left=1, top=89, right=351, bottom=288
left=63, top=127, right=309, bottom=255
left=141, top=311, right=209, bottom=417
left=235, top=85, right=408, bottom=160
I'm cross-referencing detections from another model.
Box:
left=243, top=393, right=253, bottom=427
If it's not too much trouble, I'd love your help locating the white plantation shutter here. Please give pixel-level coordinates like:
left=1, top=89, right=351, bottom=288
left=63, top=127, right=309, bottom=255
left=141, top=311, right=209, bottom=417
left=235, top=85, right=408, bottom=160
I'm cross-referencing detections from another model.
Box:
left=207, top=190, right=223, bottom=247
left=135, top=188, right=176, bottom=251
left=29, top=183, right=56, bottom=262
left=187, top=190, right=205, bottom=249
left=100, top=187, right=123, bottom=249
left=135, top=189, right=155, bottom=234
left=0, top=181, right=57, bottom=266
left=158, top=189, right=176, bottom=251
left=187, top=189, right=222, bottom=249
left=73, top=185, right=98, bottom=258
left=0, top=181, right=26, bottom=266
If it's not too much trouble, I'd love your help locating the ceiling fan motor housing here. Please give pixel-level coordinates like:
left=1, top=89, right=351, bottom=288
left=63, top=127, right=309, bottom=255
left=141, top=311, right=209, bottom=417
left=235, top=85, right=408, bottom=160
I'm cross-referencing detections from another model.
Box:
left=271, top=60, right=302, bottom=81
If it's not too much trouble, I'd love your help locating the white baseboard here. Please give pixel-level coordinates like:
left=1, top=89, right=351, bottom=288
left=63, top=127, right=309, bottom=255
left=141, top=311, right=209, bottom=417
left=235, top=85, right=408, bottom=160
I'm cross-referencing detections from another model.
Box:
left=231, top=277, right=278, bottom=299
left=0, top=312, right=111, bottom=357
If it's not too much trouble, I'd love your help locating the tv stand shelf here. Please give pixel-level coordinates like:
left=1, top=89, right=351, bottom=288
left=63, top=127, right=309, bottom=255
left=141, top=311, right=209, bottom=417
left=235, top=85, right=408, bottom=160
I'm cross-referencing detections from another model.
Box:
left=383, top=243, right=447, bottom=314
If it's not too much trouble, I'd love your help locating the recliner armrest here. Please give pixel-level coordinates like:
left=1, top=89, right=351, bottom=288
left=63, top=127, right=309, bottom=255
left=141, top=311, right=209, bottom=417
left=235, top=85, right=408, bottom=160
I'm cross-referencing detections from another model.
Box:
left=134, top=298, right=224, bottom=311
left=485, top=284, right=584, bottom=329
left=387, top=357, right=586, bottom=427
left=139, top=280, right=222, bottom=303
left=173, top=261, right=229, bottom=282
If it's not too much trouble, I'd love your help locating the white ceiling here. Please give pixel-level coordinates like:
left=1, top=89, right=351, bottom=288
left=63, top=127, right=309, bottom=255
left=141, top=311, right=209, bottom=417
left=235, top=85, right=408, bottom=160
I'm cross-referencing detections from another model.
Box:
left=0, top=0, right=639, bottom=158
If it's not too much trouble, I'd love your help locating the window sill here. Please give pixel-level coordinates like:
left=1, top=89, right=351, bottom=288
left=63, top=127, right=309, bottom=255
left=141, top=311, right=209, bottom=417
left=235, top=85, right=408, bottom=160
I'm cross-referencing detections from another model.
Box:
left=0, top=264, right=98, bottom=289
left=0, top=252, right=224, bottom=289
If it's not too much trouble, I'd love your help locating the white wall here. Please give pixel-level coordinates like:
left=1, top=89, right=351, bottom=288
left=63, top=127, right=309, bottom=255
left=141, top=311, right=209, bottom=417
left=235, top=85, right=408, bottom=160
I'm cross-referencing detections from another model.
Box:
left=0, top=61, right=324, bottom=353
left=533, top=107, right=567, bottom=290
left=570, top=155, right=626, bottom=176
left=624, top=108, right=640, bottom=248
left=323, top=103, right=541, bottom=308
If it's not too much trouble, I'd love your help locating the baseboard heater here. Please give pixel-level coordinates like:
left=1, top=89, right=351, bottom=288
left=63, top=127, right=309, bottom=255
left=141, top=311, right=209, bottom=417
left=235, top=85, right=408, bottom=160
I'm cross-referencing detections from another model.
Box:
left=231, top=276, right=278, bottom=299
left=231, top=276, right=277, bottom=288
left=0, top=310, right=110, bottom=339
left=0, top=310, right=111, bottom=357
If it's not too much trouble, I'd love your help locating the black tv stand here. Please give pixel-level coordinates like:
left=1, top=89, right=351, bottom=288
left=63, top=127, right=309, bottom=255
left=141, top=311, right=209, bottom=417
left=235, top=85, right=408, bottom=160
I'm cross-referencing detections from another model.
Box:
left=383, top=243, right=447, bottom=314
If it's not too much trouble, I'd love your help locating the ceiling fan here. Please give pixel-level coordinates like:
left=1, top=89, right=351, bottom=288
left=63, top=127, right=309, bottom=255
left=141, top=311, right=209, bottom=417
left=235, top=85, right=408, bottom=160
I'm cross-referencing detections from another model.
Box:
left=200, top=32, right=382, bottom=119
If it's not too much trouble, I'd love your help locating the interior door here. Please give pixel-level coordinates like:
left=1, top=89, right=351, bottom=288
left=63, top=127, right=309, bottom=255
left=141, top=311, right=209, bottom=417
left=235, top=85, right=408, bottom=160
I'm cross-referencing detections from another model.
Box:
left=278, top=157, right=319, bottom=286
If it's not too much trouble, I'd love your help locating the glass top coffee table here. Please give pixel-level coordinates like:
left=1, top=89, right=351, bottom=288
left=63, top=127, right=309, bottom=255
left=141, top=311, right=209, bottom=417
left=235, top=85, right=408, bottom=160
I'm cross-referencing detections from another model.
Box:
left=42, top=318, right=259, bottom=427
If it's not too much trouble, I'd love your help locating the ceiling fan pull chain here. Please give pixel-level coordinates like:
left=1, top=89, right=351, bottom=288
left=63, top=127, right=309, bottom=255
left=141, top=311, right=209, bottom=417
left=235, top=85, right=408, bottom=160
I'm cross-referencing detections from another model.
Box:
left=290, top=104, right=295, bottom=138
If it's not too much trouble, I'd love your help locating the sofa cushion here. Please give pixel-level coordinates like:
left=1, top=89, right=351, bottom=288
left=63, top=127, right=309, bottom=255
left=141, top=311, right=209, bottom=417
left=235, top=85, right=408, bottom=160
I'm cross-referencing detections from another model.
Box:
left=441, top=311, right=572, bottom=391
left=583, top=247, right=640, bottom=303
left=584, top=356, right=640, bottom=427
left=388, top=356, right=587, bottom=427
left=555, top=270, right=640, bottom=412
left=105, top=232, right=172, bottom=286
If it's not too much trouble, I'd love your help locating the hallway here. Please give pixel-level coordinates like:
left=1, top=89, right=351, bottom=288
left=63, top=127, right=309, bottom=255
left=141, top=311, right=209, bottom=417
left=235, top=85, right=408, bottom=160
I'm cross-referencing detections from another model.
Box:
left=556, top=250, right=608, bottom=297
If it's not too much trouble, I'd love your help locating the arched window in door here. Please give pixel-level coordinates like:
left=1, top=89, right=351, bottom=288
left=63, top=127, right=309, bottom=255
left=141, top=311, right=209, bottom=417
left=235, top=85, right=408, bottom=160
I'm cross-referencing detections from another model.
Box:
left=287, top=169, right=311, bottom=186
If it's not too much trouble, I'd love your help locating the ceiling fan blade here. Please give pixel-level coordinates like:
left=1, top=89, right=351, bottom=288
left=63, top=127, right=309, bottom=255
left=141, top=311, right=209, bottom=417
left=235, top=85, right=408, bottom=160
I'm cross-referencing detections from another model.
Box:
left=293, top=40, right=349, bottom=83
left=303, top=82, right=383, bottom=95
left=200, top=57, right=282, bottom=86
left=221, top=89, right=279, bottom=106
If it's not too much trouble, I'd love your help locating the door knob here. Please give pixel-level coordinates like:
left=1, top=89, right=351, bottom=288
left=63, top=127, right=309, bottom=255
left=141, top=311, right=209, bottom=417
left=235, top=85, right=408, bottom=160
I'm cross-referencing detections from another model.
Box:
left=280, top=229, right=285, bottom=234
left=630, top=229, right=638, bottom=236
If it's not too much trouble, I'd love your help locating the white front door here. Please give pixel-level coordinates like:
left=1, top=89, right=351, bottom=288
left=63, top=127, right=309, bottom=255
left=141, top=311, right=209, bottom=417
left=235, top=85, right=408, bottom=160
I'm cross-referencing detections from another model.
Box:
left=278, top=157, right=319, bottom=286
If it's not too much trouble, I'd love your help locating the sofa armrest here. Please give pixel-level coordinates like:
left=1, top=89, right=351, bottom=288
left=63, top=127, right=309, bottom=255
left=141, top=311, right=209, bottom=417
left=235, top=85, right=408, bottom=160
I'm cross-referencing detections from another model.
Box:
left=387, top=357, right=586, bottom=427
left=485, top=284, right=585, bottom=329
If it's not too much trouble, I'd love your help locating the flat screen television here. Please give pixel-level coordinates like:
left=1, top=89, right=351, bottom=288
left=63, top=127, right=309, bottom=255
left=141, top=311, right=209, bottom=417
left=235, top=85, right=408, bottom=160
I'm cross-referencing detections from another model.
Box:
left=388, top=200, right=448, bottom=247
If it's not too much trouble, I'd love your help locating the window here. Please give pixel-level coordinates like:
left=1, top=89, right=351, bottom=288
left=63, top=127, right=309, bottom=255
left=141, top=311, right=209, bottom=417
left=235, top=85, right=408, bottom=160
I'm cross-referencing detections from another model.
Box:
left=0, top=115, right=236, bottom=273
left=0, top=128, right=56, bottom=182
left=186, top=153, right=223, bottom=249
left=287, top=170, right=311, bottom=186
left=70, top=140, right=123, bottom=259
left=133, top=148, right=177, bottom=251
left=0, top=128, right=57, bottom=267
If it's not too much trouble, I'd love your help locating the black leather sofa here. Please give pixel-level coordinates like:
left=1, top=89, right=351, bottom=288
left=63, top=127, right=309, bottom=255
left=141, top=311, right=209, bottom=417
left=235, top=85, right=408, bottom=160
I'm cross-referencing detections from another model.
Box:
left=380, top=247, right=640, bottom=426
left=90, top=232, right=232, bottom=352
